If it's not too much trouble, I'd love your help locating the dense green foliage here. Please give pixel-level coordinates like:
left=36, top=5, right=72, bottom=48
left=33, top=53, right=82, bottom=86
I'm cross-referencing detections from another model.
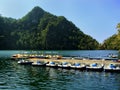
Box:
left=100, top=23, right=120, bottom=50
left=0, top=6, right=99, bottom=50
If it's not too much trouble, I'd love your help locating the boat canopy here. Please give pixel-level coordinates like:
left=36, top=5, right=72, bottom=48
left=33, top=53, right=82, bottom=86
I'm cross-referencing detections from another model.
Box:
left=50, top=62, right=55, bottom=64
left=110, top=64, right=116, bottom=69
left=92, top=63, right=97, bottom=67
left=75, top=63, right=80, bottom=66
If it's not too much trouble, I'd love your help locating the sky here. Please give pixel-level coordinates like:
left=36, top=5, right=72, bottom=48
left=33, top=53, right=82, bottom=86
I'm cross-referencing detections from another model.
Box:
left=0, top=0, right=120, bottom=43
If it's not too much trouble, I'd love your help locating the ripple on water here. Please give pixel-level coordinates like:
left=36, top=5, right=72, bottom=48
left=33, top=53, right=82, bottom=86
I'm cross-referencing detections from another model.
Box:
left=1, top=58, right=120, bottom=90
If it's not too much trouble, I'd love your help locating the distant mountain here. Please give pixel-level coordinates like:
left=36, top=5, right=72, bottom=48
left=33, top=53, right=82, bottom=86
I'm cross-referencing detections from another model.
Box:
left=0, top=6, right=99, bottom=50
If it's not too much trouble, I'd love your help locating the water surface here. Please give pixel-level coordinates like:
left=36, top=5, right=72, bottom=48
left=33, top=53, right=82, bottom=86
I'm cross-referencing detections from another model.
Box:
left=0, top=50, right=120, bottom=90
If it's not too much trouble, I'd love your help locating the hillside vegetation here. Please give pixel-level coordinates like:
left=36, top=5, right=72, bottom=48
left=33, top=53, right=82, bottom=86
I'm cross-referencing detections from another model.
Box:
left=100, top=23, right=120, bottom=50
left=0, top=6, right=99, bottom=50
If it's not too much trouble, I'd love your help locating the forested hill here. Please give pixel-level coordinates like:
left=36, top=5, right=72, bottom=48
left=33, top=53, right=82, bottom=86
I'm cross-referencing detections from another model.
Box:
left=100, top=23, right=120, bottom=50
left=0, top=6, right=99, bottom=50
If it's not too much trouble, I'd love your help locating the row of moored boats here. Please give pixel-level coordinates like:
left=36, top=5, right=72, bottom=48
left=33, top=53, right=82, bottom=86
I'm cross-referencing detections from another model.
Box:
left=17, top=59, right=120, bottom=72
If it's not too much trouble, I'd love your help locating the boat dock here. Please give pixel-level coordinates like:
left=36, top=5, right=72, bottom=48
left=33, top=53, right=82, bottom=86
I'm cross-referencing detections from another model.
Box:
left=11, top=53, right=120, bottom=66
left=12, top=53, right=120, bottom=72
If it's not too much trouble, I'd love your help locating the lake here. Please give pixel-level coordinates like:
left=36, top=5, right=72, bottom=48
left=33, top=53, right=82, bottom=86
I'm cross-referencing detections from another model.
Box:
left=0, top=50, right=120, bottom=90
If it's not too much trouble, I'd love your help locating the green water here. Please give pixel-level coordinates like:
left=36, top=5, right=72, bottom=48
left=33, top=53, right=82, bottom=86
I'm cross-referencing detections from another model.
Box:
left=0, top=50, right=120, bottom=90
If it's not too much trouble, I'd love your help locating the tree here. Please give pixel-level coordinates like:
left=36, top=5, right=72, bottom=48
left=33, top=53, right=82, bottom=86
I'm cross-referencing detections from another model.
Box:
left=117, top=23, right=120, bottom=33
